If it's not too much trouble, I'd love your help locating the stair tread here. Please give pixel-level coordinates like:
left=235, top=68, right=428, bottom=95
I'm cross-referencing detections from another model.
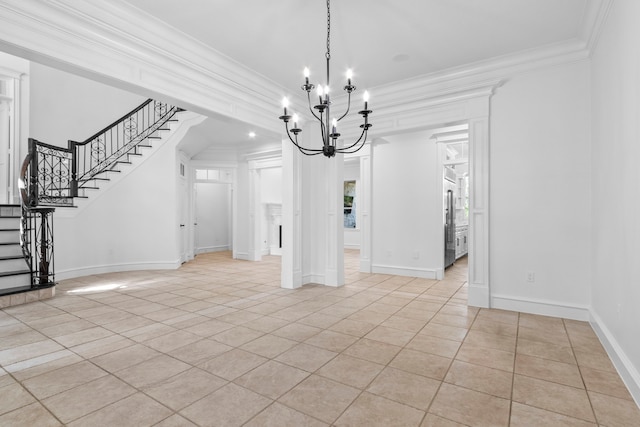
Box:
left=0, top=242, right=20, bottom=246
left=0, top=228, right=19, bottom=231
left=0, top=255, right=25, bottom=261
left=0, top=269, right=30, bottom=278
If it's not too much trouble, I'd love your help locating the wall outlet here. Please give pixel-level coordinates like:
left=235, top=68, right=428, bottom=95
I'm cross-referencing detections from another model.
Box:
left=412, top=251, right=420, bottom=260
left=526, top=272, right=535, bottom=283
left=386, top=250, right=392, bottom=258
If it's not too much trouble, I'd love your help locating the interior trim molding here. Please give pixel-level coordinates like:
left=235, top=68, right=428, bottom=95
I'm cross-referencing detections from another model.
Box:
left=56, top=260, right=182, bottom=281
left=0, top=0, right=609, bottom=137
left=371, top=264, right=439, bottom=280
left=590, top=310, right=640, bottom=407
left=491, top=294, right=590, bottom=321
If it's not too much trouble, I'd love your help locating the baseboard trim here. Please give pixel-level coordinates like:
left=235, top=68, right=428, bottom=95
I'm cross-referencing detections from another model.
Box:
left=196, top=245, right=230, bottom=254
left=491, top=294, right=590, bottom=321
left=234, top=251, right=249, bottom=261
left=344, top=244, right=360, bottom=250
left=303, top=274, right=325, bottom=286
left=56, top=260, right=182, bottom=281
left=371, top=264, right=438, bottom=279
left=590, top=310, right=640, bottom=407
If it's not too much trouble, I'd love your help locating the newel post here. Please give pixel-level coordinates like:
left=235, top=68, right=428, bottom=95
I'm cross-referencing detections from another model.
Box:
left=68, top=140, right=78, bottom=197
left=28, top=138, right=38, bottom=207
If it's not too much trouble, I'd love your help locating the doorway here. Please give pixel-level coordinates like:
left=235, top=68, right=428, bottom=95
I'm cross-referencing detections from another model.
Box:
left=193, top=167, right=233, bottom=256
left=434, top=124, right=470, bottom=278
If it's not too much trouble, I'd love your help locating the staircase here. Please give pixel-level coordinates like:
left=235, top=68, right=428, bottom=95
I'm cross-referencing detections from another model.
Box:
left=0, top=205, right=30, bottom=293
left=0, top=98, right=185, bottom=300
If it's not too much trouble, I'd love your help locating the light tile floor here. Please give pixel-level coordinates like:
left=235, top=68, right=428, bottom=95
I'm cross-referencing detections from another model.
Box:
left=0, top=250, right=639, bottom=426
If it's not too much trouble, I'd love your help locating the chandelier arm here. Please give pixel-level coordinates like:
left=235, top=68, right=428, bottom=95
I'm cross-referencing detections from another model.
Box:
left=337, top=92, right=352, bottom=122
left=284, top=122, right=324, bottom=154
left=319, top=111, right=327, bottom=145
left=287, top=132, right=324, bottom=154
left=306, top=92, right=323, bottom=122
left=336, top=131, right=368, bottom=154
left=337, top=127, right=367, bottom=151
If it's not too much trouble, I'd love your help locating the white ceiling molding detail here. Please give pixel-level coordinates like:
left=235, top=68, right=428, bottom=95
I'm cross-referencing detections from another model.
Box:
left=580, top=0, right=614, bottom=53
left=0, top=0, right=284, bottom=133
left=0, top=0, right=612, bottom=136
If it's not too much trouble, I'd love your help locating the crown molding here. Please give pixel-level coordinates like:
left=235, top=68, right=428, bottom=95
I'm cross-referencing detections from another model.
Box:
left=581, top=0, right=614, bottom=54
left=0, top=0, right=611, bottom=142
left=0, top=0, right=284, bottom=133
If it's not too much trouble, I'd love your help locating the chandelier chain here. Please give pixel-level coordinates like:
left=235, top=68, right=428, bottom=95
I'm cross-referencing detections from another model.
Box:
left=326, top=0, right=331, bottom=60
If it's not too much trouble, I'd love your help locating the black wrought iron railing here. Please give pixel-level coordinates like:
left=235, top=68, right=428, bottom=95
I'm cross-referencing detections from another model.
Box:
left=70, top=99, right=183, bottom=192
left=17, top=98, right=184, bottom=287
left=19, top=152, right=55, bottom=287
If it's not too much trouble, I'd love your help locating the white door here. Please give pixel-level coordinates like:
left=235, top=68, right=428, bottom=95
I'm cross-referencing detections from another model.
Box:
left=195, top=182, right=230, bottom=254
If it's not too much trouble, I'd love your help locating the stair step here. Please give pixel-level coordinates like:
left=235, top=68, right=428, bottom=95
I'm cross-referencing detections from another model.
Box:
left=148, top=136, right=161, bottom=139
left=0, top=217, right=20, bottom=229
left=137, top=145, right=152, bottom=148
left=0, top=270, right=31, bottom=291
left=0, top=205, right=21, bottom=217
left=0, top=244, right=23, bottom=257
left=0, top=230, right=19, bottom=244
left=0, top=257, right=29, bottom=271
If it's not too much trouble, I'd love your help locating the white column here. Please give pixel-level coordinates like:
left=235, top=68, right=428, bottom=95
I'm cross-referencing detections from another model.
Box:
left=281, top=137, right=302, bottom=289
left=358, top=144, right=372, bottom=273
left=281, top=131, right=345, bottom=288
left=467, top=101, right=491, bottom=308
left=324, top=152, right=344, bottom=286
left=247, top=164, right=262, bottom=261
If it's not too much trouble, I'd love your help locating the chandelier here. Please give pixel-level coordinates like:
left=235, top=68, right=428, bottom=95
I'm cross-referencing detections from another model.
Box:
left=279, top=0, right=372, bottom=158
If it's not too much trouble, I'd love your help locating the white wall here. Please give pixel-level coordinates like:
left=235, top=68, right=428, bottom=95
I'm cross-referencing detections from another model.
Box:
left=372, top=130, right=442, bottom=278
left=590, top=0, right=640, bottom=402
left=54, top=130, right=181, bottom=276
left=29, top=63, right=145, bottom=148
left=489, top=60, right=591, bottom=317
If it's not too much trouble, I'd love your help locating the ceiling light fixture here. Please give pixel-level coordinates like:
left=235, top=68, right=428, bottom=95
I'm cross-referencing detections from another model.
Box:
left=279, top=0, right=372, bottom=158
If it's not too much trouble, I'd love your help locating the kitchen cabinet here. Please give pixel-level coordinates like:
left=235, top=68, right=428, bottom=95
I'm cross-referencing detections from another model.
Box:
left=455, top=226, right=468, bottom=259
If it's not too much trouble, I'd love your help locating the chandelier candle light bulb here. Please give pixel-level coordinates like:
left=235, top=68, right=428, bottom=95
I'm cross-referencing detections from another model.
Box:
left=279, top=0, right=372, bottom=157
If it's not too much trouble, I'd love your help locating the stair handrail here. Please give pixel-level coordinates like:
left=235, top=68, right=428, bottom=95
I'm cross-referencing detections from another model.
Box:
left=75, top=98, right=154, bottom=146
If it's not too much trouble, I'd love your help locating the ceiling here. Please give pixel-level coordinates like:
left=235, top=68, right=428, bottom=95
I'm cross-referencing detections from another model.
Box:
left=122, top=0, right=594, bottom=154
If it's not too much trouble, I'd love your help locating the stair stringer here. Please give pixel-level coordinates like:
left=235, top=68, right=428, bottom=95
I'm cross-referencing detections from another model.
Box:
left=57, top=111, right=206, bottom=216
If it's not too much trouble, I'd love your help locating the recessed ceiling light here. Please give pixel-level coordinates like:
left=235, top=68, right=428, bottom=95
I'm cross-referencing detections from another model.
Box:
left=248, top=132, right=256, bottom=138
left=392, top=53, right=410, bottom=63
